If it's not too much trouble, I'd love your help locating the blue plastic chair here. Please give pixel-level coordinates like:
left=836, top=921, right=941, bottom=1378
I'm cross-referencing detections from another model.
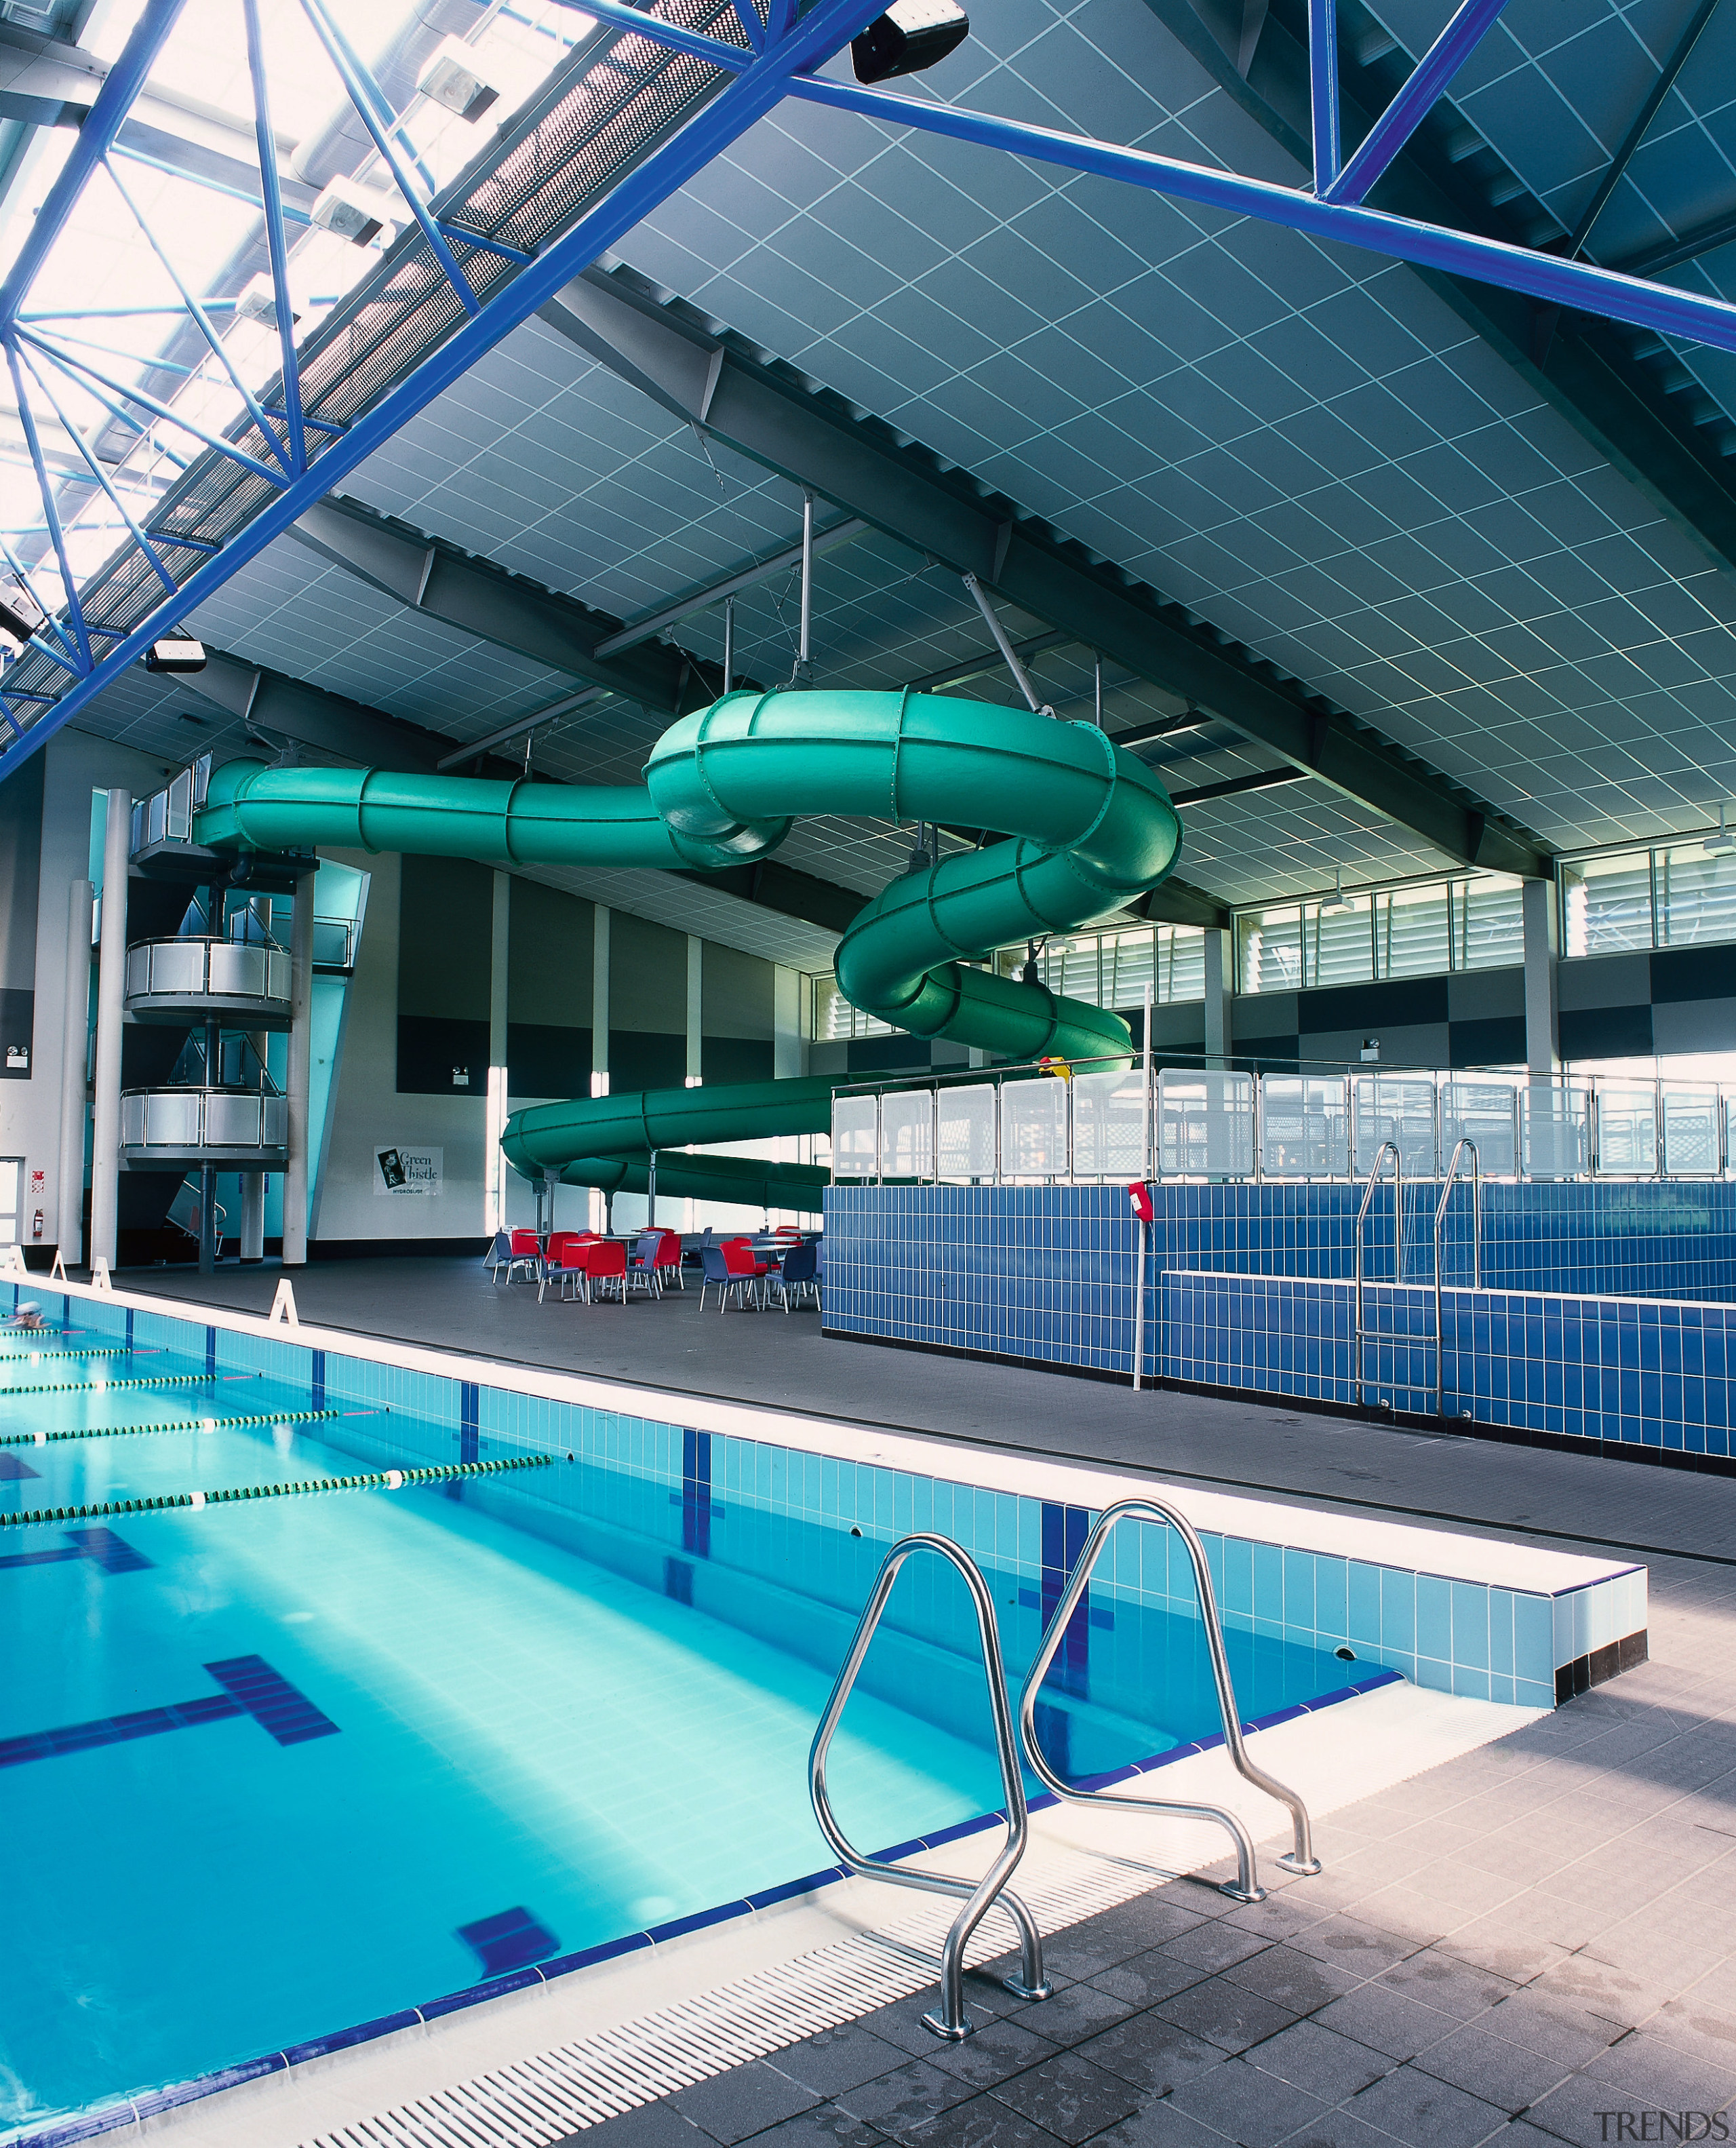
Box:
left=770, top=1238, right=819, bottom=1312
left=698, top=1243, right=755, bottom=1313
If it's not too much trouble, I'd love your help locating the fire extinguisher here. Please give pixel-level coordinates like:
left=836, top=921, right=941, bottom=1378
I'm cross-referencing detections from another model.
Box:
left=31, top=1209, right=42, bottom=1240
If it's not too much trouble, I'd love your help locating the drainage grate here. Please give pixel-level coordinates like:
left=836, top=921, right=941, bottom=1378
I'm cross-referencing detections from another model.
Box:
left=301, top=1848, right=1168, bottom=2146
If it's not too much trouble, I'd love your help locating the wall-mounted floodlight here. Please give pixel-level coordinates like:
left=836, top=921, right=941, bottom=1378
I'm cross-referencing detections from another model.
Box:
left=311, top=175, right=401, bottom=248
left=235, top=274, right=298, bottom=329
left=418, top=35, right=500, bottom=122
left=1707, top=804, right=1734, bottom=855
left=142, top=636, right=207, bottom=675
left=852, top=0, right=968, bottom=82
left=0, top=580, right=46, bottom=655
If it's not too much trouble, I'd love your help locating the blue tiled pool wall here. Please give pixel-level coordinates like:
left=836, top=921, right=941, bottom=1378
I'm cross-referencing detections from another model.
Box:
left=4, top=1282, right=1637, bottom=1711
left=826, top=1182, right=1736, bottom=1363
left=1164, top=1269, right=1736, bottom=1462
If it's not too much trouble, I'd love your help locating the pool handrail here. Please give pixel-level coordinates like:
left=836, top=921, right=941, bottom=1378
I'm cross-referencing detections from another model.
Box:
left=1434, top=1137, right=1480, bottom=1422
left=808, top=1531, right=1052, bottom=2040
left=1017, top=1498, right=1322, bottom=1906
left=1353, top=1139, right=1402, bottom=1408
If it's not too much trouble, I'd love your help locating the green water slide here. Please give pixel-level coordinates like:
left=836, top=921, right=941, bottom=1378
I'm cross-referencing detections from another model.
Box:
left=196, top=689, right=1182, bottom=1213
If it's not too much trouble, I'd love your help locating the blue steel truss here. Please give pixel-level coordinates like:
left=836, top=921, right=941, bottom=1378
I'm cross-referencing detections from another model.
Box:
left=4, top=0, right=1736, bottom=779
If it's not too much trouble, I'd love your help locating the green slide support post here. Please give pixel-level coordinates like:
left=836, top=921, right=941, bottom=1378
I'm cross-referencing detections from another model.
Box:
left=196, top=690, right=1182, bottom=1199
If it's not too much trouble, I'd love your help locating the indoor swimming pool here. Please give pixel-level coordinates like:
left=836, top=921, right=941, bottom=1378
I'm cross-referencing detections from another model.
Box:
left=0, top=1298, right=1383, bottom=2144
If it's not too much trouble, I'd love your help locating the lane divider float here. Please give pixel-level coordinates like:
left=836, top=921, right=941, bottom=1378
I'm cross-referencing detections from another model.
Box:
left=0, top=1371, right=262, bottom=1398
left=0, top=1451, right=556, bottom=1528
left=0, top=1409, right=346, bottom=1450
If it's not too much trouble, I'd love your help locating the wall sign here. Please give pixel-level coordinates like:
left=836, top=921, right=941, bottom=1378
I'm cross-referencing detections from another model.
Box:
left=374, top=1146, right=443, bottom=1197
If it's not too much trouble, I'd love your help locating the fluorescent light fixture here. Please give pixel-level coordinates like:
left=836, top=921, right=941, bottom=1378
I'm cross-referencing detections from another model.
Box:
left=1707, top=804, right=1734, bottom=855
left=852, top=0, right=969, bottom=81
left=418, top=35, right=501, bottom=123
left=142, top=636, right=206, bottom=674
left=310, top=176, right=401, bottom=248
left=1319, top=867, right=1352, bottom=914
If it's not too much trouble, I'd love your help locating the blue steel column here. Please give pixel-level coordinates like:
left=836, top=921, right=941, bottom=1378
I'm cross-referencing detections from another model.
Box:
left=1308, top=0, right=1340, bottom=193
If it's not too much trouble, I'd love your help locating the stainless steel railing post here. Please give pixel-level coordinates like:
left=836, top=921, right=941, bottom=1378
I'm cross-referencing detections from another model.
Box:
left=1353, top=1140, right=1400, bottom=1409
left=810, top=1534, right=1052, bottom=2041
left=1019, top=1498, right=1321, bottom=1905
left=1433, top=1137, right=1479, bottom=1422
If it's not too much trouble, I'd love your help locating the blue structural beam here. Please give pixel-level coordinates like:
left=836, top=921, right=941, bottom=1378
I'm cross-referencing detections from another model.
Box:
left=1322, top=0, right=1510, bottom=206
left=1308, top=0, right=1340, bottom=193
left=0, top=0, right=880, bottom=784
left=786, top=72, right=1736, bottom=359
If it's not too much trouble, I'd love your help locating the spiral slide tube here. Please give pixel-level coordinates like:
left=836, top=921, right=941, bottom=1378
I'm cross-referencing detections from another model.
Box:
left=197, top=690, right=1182, bottom=1206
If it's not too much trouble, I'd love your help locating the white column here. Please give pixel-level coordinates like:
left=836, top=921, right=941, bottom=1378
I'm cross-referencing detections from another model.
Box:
left=88, top=792, right=130, bottom=1270
left=56, top=878, right=92, bottom=1268
left=591, top=905, right=610, bottom=1232
left=1203, top=926, right=1232, bottom=1071
left=774, top=965, right=804, bottom=1078
left=487, top=871, right=509, bottom=1235
left=282, top=870, right=315, bottom=1266
left=686, top=934, right=702, bottom=1085
left=1522, top=876, right=1559, bottom=1074
left=241, top=1023, right=267, bottom=1261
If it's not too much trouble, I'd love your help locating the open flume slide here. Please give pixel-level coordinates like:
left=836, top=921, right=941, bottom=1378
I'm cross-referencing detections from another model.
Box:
left=195, top=689, right=1183, bottom=1213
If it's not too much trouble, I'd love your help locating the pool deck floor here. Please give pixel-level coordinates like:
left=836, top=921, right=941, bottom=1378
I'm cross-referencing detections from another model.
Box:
left=113, top=1255, right=1736, bottom=2147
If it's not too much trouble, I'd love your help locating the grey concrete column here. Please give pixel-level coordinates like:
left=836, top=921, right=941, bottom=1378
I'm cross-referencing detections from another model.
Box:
left=489, top=870, right=509, bottom=1235
left=591, top=903, right=610, bottom=1093
left=686, top=933, right=702, bottom=1085
left=1522, top=876, right=1559, bottom=1074
left=88, top=792, right=130, bottom=1270
left=239, top=1173, right=264, bottom=1262
left=56, top=878, right=92, bottom=1268
left=282, top=871, right=315, bottom=1266
left=1203, top=927, right=1233, bottom=1070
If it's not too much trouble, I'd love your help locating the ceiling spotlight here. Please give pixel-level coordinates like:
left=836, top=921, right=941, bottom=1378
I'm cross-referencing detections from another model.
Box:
left=1320, top=867, right=1352, bottom=914
left=418, top=35, right=501, bottom=123
left=310, top=175, right=401, bottom=248
left=235, top=273, right=298, bottom=329
left=0, top=579, right=46, bottom=655
left=1019, top=937, right=1046, bottom=986
left=853, top=0, right=969, bottom=82
left=1708, top=804, right=1735, bottom=855
left=142, top=636, right=207, bottom=675
left=906, top=819, right=934, bottom=875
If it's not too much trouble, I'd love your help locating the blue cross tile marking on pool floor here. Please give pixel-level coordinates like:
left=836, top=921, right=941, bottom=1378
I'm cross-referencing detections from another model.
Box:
left=682, top=1426, right=712, bottom=1558
left=0, top=1526, right=152, bottom=1574
left=0, top=1654, right=339, bottom=1768
left=0, top=1451, right=40, bottom=1479
left=456, top=1906, right=558, bottom=1978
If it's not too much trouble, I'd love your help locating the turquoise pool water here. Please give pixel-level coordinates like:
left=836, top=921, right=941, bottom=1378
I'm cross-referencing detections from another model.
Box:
left=0, top=1319, right=1368, bottom=2142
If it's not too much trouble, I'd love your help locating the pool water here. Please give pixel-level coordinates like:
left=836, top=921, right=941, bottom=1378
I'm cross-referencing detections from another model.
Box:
left=0, top=1325, right=1366, bottom=2140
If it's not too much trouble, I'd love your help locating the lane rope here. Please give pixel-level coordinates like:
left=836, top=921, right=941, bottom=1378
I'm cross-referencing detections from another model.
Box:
left=0, top=1371, right=261, bottom=1398
left=0, top=1409, right=345, bottom=1450
left=0, top=1451, right=557, bottom=1527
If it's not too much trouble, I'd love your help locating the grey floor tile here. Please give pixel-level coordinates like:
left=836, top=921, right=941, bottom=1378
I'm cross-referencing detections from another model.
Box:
left=1582, top=2029, right=1736, bottom=2108
left=1347, top=2065, right=1507, bottom=2147
left=568, top=2102, right=715, bottom=2146
left=1373, top=1953, right=1516, bottom=2023
left=1522, top=2071, right=1640, bottom=2144
left=1156, top=1976, right=1303, bottom=2054
left=1168, top=2054, right=1329, bottom=2145
left=749, top=2113, right=892, bottom=2147
left=903, top=2096, right=1063, bottom=2148
left=1092, top=2101, right=1228, bottom=2148
left=836, top=2060, right=979, bottom=2144
left=1410, top=2024, right=1570, bottom=2115
left=1275, top=2113, right=1403, bottom=2148
left=1311, top=1985, right=1459, bottom=2062
left=671, top=2062, right=823, bottom=2145
left=1246, top=2019, right=1392, bottom=2101
left=774, top=2025, right=913, bottom=2096
left=1291, top=1918, right=1421, bottom=1976
left=1225, top=1943, right=1362, bottom=2014
left=919, top=2014, right=1059, bottom=2088
left=1016, top=1980, right=1138, bottom=2047
left=1075, top=2013, right=1228, bottom=2095
left=1642, top=1995, right=1736, bottom=2072
left=1164, top=1922, right=1276, bottom=1974
left=1089, top=1947, right=1216, bottom=2008
left=989, top=2050, right=1143, bottom=2144
left=1476, top=1992, right=1622, bottom=2069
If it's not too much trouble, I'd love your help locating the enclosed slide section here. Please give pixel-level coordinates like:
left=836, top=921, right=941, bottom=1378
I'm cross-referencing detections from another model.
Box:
left=195, top=689, right=1183, bottom=1211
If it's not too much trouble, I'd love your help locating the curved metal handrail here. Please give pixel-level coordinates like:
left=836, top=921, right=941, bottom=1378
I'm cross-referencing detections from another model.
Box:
left=1353, top=1139, right=1402, bottom=1407
left=1434, top=1137, right=1480, bottom=1421
left=809, top=1532, right=1052, bottom=2041
left=1017, top=1498, right=1322, bottom=1907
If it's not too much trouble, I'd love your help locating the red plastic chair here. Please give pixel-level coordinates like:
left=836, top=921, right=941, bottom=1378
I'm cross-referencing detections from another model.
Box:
left=539, top=1231, right=598, bottom=1300
left=722, top=1237, right=766, bottom=1308
left=652, top=1230, right=684, bottom=1293
left=581, top=1238, right=627, bottom=1304
left=506, top=1228, right=542, bottom=1288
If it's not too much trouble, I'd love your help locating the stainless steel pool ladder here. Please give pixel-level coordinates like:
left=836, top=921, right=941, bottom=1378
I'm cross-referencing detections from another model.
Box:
left=808, top=1532, right=1054, bottom=2041
left=1353, top=1140, right=1402, bottom=1408
left=1434, top=1138, right=1480, bottom=1422
left=1019, top=1498, right=1322, bottom=1907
